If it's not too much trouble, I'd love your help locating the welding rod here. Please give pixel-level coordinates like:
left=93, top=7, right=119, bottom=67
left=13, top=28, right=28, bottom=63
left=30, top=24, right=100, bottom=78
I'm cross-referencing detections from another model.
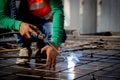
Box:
left=46, top=40, right=67, bottom=60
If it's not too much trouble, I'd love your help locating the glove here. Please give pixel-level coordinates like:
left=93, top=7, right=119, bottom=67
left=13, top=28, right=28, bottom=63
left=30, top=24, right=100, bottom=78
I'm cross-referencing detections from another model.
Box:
left=41, top=45, right=59, bottom=70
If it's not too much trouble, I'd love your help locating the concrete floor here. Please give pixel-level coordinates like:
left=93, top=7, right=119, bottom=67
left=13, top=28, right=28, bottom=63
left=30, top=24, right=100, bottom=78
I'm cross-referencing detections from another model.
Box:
left=0, top=34, right=120, bottom=80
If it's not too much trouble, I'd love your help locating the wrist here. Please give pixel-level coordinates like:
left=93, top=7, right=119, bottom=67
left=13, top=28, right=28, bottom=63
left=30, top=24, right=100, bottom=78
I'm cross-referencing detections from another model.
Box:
left=48, top=42, right=60, bottom=51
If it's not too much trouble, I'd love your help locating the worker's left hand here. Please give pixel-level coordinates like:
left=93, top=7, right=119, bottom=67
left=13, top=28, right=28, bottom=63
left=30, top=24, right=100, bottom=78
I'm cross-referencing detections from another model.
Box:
left=41, top=45, right=59, bottom=70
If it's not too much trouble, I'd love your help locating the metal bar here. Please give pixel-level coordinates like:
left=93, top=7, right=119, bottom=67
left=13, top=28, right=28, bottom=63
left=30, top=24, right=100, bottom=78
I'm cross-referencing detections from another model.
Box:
left=0, top=71, right=18, bottom=77
left=0, top=71, right=64, bottom=80
left=0, top=32, right=19, bottom=36
left=11, top=65, right=57, bottom=73
left=0, top=63, right=17, bottom=68
left=94, top=74, right=120, bottom=79
left=74, top=63, right=120, bottom=80
left=16, top=73, right=65, bottom=80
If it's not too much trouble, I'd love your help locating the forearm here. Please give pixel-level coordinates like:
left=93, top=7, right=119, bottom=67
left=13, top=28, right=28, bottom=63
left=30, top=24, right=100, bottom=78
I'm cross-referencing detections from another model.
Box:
left=51, top=12, right=64, bottom=46
left=50, top=0, right=64, bottom=46
left=0, top=0, right=21, bottom=31
left=0, top=15, right=21, bottom=30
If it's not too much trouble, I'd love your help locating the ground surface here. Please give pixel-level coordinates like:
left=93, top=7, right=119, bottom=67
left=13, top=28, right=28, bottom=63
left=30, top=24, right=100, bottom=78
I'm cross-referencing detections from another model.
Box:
left=0, top=34, right=120, bottom=80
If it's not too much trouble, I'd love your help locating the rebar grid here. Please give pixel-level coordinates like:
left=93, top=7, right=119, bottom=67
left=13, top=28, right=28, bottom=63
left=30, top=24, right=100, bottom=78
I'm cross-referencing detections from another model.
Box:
left=0, top=49, right=119, bottom=80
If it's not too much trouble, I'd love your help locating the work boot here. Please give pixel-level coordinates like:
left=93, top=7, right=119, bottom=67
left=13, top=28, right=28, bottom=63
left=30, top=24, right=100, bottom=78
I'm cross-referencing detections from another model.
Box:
left=16, top=48, right=32, bottom=65
left=35, top=48, right=47, bottom=63
left=35, top=41, right=47, bottom=63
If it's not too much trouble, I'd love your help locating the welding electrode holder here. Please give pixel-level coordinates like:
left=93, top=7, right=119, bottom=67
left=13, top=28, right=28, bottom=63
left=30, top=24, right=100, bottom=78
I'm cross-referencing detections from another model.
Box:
left=31, top=30, right=46, bottom=40
left=36, top=30, right=46, bottom=40
left=30, top=25, right=46, bottom=40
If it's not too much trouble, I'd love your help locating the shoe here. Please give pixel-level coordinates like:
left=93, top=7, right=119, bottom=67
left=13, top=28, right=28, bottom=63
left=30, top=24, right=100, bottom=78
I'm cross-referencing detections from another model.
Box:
left=16, top=48, right=32, bottom=65
left=35, top=48, right=47, bottom=63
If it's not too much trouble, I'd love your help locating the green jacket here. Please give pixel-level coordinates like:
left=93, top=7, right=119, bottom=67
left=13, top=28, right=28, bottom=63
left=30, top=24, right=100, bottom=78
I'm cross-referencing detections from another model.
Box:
left=0, top=0, right=64, bottom=46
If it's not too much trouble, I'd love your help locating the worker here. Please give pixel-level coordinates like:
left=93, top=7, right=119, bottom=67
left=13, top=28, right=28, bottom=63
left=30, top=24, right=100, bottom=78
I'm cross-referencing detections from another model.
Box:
left=0, top=0, right=66, bottom=69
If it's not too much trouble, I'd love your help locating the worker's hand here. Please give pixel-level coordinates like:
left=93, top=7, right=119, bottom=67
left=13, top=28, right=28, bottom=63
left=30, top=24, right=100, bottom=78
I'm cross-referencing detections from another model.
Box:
left=41, top=45, right=59, bottom=70
left=19, top=22, right=38, bottom=39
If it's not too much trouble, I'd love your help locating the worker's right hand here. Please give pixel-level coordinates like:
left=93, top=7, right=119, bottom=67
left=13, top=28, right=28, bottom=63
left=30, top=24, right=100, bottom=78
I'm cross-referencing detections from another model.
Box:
left=19, top=22, right=38, bottom=39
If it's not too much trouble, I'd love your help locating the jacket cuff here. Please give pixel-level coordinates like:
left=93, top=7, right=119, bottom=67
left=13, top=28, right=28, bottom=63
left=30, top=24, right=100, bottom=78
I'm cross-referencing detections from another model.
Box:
left=14, top=21, right=22, bottom=31
left=50, top=39, right=61, bottom=47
